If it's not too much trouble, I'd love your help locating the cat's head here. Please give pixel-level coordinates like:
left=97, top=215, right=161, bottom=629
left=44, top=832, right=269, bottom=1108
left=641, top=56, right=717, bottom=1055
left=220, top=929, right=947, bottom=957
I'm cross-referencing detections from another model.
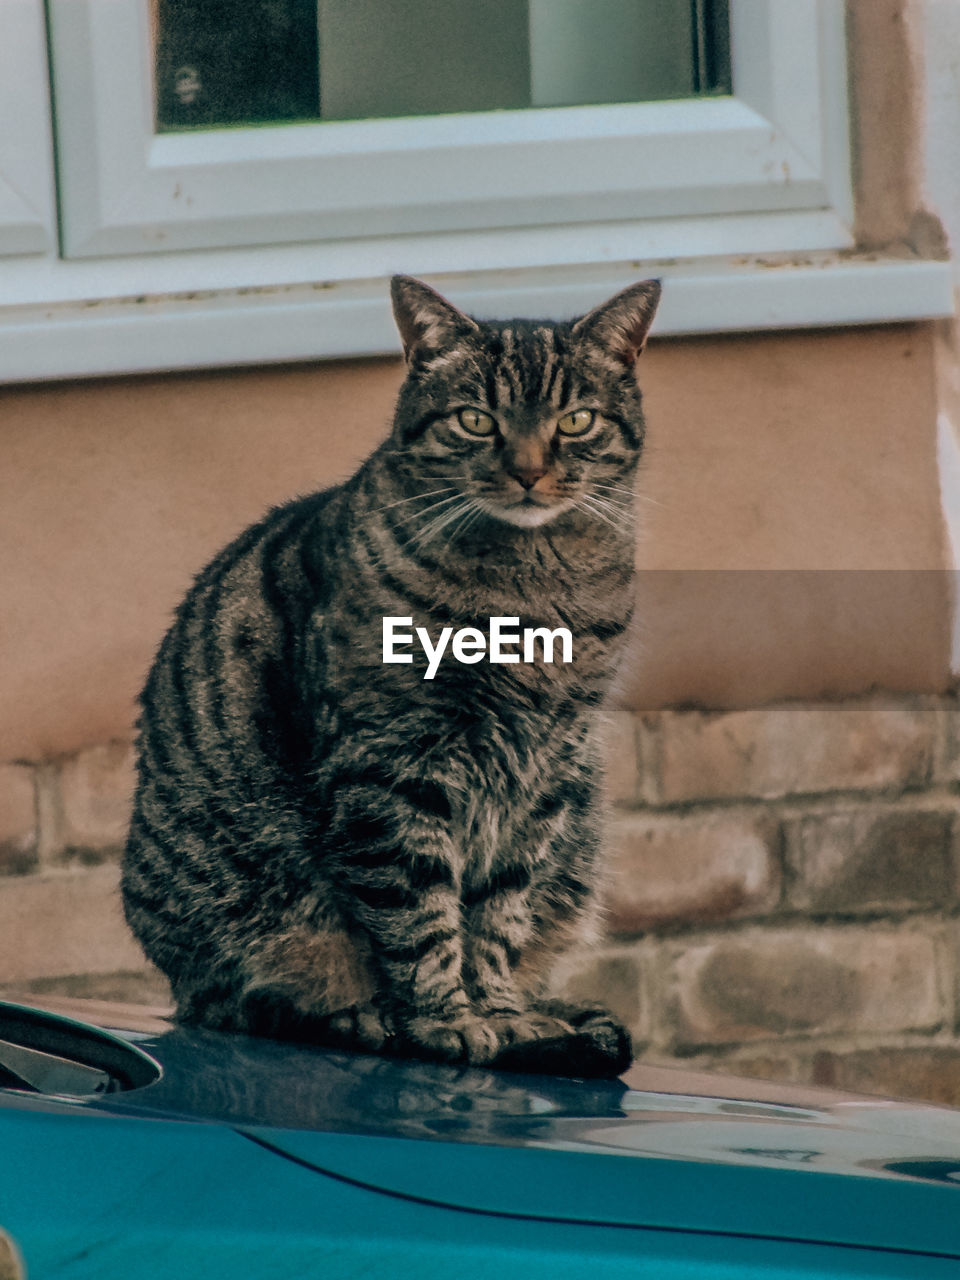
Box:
left=388, top=275, right=660, bottom=530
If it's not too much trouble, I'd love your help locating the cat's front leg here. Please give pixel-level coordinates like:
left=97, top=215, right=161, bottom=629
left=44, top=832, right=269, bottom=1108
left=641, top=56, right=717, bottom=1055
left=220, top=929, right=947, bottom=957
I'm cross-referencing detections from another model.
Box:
left=330, top=781, right=500, bottom=1065
left=461, top=876, right=575, bottom=1050
left=462, top=869, right=632, bottom=1079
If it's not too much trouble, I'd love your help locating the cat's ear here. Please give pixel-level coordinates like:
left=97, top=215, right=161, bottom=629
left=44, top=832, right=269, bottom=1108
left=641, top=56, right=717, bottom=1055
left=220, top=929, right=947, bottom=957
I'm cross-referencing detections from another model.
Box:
left=571, top=279, right=661, bottom=369
left=390, top=275, right=480, bottom=361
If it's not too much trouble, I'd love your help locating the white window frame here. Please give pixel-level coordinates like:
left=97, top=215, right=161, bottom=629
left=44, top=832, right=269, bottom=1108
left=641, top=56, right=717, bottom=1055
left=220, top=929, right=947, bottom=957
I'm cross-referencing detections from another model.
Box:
left=0, top=0, right=56, bottom=257
left=50, top=0, right=852, bottom=262
left=0, top=0, right=953, bottom=381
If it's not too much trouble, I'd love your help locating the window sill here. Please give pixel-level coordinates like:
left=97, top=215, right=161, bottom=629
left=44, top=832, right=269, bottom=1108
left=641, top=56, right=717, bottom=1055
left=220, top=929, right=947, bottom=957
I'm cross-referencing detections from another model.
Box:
left=0, top=253, right=952, bottom=384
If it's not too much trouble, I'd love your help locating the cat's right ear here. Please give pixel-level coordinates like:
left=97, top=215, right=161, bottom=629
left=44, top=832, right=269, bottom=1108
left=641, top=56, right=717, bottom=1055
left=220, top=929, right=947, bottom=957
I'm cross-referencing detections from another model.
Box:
left=571, top=279, right=661, bottom=370
left=391, top=275, right=479, bottom=362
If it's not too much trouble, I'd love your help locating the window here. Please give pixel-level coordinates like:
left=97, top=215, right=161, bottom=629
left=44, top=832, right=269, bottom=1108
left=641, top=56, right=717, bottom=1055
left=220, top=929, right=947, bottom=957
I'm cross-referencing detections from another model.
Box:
left=44, top=1, right=843, bottom=263
left=0, top=0, right=952, bottom=382
left=153, top=1, right=730, bottom=130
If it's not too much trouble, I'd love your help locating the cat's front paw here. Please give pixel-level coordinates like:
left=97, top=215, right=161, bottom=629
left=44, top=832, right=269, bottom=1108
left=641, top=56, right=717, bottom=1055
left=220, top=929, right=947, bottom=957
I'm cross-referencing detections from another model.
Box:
left=401, top=1012, right=501, bottom=1065
left=485, top=1010, right=573, bottom=1047
left=493, top=1004, right=633, bottom=1079
left=564, top=1008, right=633, bottom=1066
left=323, top=1003, right=389, bottom=1052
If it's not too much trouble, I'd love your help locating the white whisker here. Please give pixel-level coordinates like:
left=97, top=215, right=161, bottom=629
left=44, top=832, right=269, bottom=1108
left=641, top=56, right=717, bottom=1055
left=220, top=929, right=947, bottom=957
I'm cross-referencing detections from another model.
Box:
left=590, top=482, right=636, bottom=502
left=391, top=492, right=465, bottom=528
left=587, top=496, right=632, bottom=521
left=578, top=494, right=631, bottom=533
left=409, top=496, right=475, bottom=546
left=370, top=486, right=459, bottom=515
left=588, top=493, right=632, bottom=512
left=452, top=498, right=487, bottom=540
left=593, top=481, right=664, bottom=511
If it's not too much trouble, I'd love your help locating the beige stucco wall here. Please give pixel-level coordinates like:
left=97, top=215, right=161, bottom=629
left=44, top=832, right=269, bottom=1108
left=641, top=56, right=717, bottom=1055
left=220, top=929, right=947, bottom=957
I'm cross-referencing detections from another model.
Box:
left=0, top=0, right=952, bottom=765
left=0, top=320, right=948, bottom=763
left=628, top=323, right=949, bottom=709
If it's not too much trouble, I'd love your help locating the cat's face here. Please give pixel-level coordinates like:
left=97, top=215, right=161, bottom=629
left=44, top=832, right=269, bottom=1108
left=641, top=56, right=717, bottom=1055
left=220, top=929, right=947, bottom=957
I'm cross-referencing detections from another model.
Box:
left=390, top=277, right=660, bottom=530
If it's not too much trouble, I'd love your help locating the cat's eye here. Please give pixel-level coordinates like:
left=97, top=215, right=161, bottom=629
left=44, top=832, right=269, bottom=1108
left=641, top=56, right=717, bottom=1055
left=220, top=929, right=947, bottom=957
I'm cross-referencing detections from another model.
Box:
left=557, top=409, right=596, bottom=437
left=457, top=407, right=498, bottom=437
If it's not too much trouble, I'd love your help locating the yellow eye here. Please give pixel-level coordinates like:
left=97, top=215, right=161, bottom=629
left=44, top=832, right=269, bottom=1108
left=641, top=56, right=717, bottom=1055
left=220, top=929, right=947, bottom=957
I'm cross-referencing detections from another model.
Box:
left=457, top=407, right=497, bottom=436
left=557, top=408, right=596, bottom=436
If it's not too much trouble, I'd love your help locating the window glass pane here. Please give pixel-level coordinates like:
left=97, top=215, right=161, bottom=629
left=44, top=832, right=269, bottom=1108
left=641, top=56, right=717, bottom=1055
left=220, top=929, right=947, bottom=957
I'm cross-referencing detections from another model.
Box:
left=320, top=0, right=532, bottom=119
left=153, top=0, right=731, bottom=132
left=154, top=0, right=320, bottom=128
left=530, top=0, right=693, bottom=108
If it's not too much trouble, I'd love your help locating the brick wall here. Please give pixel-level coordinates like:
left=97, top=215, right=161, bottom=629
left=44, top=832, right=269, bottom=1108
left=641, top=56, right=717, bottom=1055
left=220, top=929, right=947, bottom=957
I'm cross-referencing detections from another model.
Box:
left=572, top=694, right=960, bottom=1104
left=4, top=694, right=960, bottom=1105
left=0, top=743, right=161, bottom=1003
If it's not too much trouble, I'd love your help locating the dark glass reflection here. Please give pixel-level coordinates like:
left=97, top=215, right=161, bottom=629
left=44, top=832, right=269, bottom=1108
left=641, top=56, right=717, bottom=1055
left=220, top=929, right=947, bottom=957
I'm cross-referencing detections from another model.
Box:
left=155, top=0, right=321, bottom=129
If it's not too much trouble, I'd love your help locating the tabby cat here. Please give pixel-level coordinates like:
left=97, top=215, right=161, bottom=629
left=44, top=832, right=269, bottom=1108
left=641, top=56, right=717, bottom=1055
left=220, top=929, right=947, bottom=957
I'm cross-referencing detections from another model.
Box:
left=122, top=274, right=661, bottom=1078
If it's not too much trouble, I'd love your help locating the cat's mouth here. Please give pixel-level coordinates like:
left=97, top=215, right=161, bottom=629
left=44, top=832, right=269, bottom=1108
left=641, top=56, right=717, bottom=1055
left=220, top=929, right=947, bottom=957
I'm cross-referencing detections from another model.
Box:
left=485, top=493, right=575, bottom=528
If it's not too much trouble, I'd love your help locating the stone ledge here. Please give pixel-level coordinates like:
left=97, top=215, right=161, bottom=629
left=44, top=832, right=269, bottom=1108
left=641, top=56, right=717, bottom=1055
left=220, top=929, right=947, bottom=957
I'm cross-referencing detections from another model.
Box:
left=657, top=923, right=947, bottom=1052
left=808, top=1044, right=960, bottom=1105
left=782, top=804, right=959, bottom=915
left=38, top=740, right=136, bottom=865
left=641, top=1036, right=960, bottom=1108
left=0, top=967, right=170, bottom=1007
left=636, top=699, right=938, bottom=806
left=552, top=945, right=652, bottom=1048
left=0, top=764, right=36, bottom=875
left=606, top=808, right=780, bottom=933
left=0, top=865, right=146, bottom=982
left=934, top=700, right=960, bottom=785
left=602, top=711, right=642, bottom=806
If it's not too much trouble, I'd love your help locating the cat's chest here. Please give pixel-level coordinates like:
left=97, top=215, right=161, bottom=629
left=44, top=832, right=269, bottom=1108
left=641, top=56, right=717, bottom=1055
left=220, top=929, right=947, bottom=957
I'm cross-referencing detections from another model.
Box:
left=456, top=748, right=555, bottom=884
left=384, top=549, right=628, bottom=653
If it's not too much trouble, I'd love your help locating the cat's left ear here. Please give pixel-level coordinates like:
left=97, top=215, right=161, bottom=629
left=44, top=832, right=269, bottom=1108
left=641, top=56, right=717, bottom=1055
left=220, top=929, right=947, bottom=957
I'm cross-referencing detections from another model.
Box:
left=571, top=279, right=661, bottom=369
left=391, top=275, right=480, bottom=361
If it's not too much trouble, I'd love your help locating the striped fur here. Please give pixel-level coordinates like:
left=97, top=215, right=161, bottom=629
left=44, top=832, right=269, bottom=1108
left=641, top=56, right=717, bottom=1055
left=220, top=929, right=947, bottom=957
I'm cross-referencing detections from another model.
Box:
left=122, top=275, right=661, bottom=1077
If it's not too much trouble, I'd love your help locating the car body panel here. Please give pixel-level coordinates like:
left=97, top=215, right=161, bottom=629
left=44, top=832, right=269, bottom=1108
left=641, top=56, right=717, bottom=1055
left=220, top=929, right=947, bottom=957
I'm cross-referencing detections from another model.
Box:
left=4, top=998, right=960, bottom=1276
left=5, top=1107, right=960, bottom=1280
left=241, top=1123, right=960, bottom=1256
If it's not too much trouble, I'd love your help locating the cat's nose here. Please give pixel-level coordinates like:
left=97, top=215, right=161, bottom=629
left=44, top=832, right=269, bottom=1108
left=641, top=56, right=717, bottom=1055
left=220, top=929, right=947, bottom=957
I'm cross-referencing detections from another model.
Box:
left=510, top=467, right=547, bottom=490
